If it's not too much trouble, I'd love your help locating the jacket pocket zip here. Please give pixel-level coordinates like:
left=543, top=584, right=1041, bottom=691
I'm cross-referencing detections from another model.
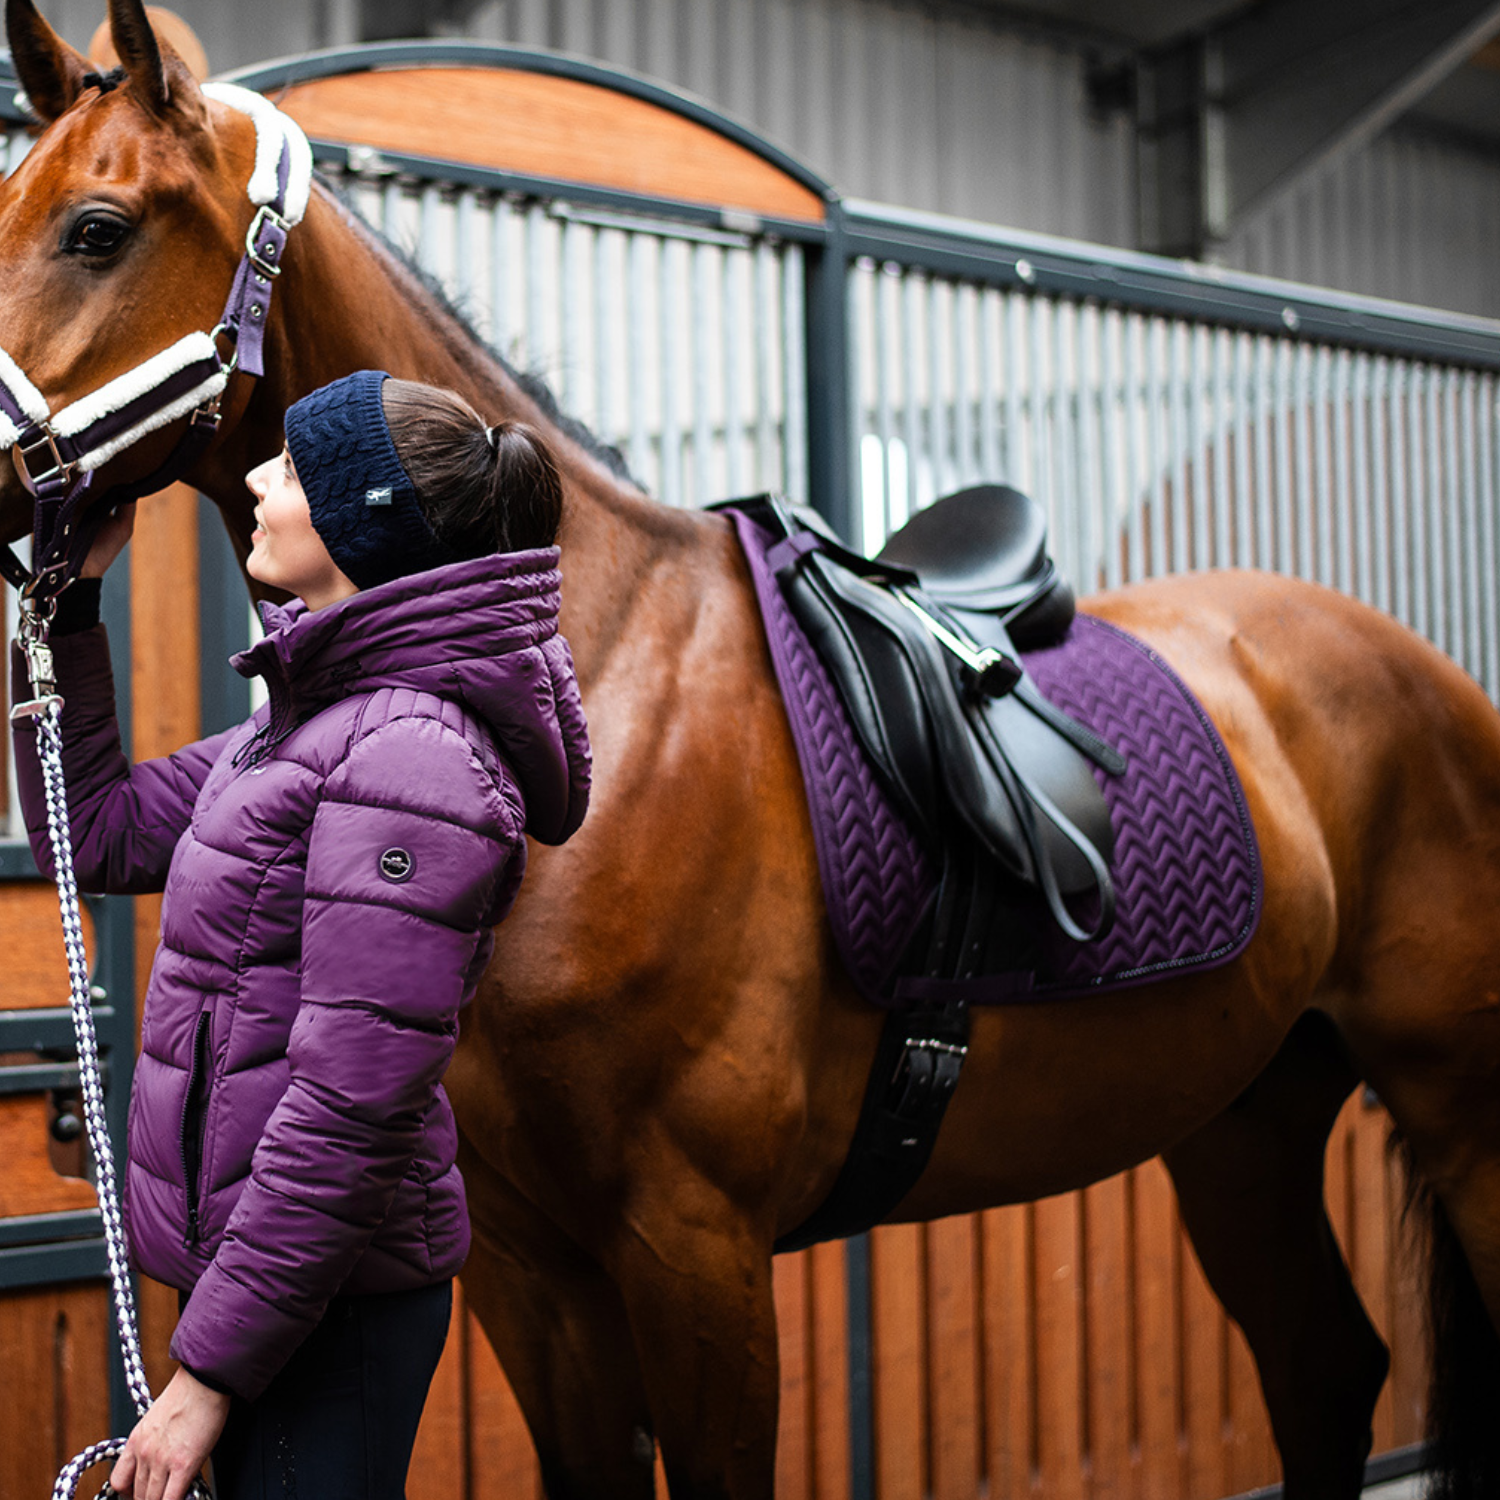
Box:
left=180, top=1011, right=212, bottom=1247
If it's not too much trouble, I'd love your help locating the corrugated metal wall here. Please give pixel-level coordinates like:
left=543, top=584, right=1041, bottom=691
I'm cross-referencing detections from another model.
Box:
left=1223, top=122, right=1500, bottom=321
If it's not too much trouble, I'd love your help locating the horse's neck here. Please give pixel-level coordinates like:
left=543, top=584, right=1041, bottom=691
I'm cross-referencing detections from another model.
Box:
left=196, top=183, right=698, bottom=687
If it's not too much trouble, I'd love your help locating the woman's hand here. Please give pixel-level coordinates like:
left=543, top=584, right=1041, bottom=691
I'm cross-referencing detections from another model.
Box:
left=109, top=1365, right=230, bottom=1500
left=81, top=501, right=136, bottom=580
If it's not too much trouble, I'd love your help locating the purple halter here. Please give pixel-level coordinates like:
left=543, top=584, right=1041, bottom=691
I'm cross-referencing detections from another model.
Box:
left=0, top=82, right=312, bottom=603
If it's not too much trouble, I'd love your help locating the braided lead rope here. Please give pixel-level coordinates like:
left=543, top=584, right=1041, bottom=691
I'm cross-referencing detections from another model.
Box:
left=34, top=704, right=212, bottom=1500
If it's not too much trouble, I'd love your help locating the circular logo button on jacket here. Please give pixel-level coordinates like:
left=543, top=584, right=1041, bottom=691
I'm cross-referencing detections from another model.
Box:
left=379, top=847, right=414, bottom=882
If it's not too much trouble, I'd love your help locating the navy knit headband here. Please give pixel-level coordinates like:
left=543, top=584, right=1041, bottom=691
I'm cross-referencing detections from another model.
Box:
left=283, top=370, right=458, bottom=590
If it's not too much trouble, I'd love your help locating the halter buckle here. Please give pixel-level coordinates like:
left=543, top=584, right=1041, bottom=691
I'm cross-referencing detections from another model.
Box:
left=245, top=204, right=290, bottom=280
left=16, top=424, right=75, bottom=490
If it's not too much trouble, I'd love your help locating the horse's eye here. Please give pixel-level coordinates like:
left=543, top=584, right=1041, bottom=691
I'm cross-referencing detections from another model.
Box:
left=63, top=215, right=130, bottom=258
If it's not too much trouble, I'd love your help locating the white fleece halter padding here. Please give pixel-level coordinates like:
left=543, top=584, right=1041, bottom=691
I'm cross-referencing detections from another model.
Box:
left=203, top=82, right=313, bottom=225
left=38, top=331, right=228, bottom=471
left=0, top=345, right=52, bottom=428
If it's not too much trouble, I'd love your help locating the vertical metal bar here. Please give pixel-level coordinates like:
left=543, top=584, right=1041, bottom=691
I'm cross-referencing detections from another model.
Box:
left=524, top=200, right=548, bottom=375
left=1231, top=333, right=1253, bottom=570
left=1100, top=308, right=1124, bottom=590
left=846, top=1234, right=875, bottom=1500
left=1273, top=340, right=1296, bottom=577
left=1390, top=360, right=1412, bottom=628
left=783, top=243, right=809, bottom=506
left=627, top=232, right=652, bottom=492
left=1422, top=363, right=1445, bottom=652
left=953, top=282, right=977, bottom=489
left=872, top=265, right=896, bottom=551
left=691, top=241, right=715, bottom=507
left=1146, top=317, right=1169, bottom=578
left=1001, top=291, right=1022, bottom=492
left=1478, top=372, right=1500, bottom=699
left=1459, top=369, right=1482, bottom=683
left=1254, top=336, right=1274, bottom=572
left=1187, top=322, right=1210, bottom=572
left=901, top=269, right=924, bottom=529
left=755, top=241, right=778, bottom=501
left=1032, top=296, right=1056, bottom=540
left=804, top=206, right=854, bottom=537
left=1077, top=302, right=1102, bottom=594
left=1309, top=345, right=1332, bottom=587
left=1416, top=366, right=1440, bottom=648
left=1369, top=358, right=1393, bottom=617
left=560, top=216, right=585, bottom=420
left=453, top=187, right=477, bottom=321
left=1123, top=313, right=1145, bottom=582
left=1049, top=299, right=1076, bottom=580
left=978, top=288, right=1002, bottom=486
left=659, top=236, right=683, bottom=509
left=1166, top=320, right=1188, bottom=575
left=1209, top=328, right=1231, bottom=570
left=498, top=192, right=516, bottom=352
left=723, top=244, right=745, bottom=498
left=1350, top=354, right=1373, bottom=604
left=1439, top=368, right=1463, bottom=665
left=1329, top=349, right=1352, bottom=595
left=594, top=224, right=614, bottom=448
left=1292, top=343, right=1316, bottom=581
left=927, top=277, right=950, bottom=504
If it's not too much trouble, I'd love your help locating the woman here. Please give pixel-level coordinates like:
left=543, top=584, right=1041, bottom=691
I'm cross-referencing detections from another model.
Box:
left=11, top=371, right=591, bottom=1499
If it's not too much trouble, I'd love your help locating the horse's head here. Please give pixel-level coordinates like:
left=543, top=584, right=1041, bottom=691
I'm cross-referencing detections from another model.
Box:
left=0, top=0, right=256, bottom=548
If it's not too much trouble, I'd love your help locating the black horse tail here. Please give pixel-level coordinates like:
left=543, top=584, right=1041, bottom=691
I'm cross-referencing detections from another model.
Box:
left=1400, top=1138, right=1500, bottom=1499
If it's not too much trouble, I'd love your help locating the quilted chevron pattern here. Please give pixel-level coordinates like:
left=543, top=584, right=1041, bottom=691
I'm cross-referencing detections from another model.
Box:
left=1024, top=616, right=1260, bottom=996
left=729, top=511, right=933, bottom=998
left=726, top=511, right=1260, bottom=1006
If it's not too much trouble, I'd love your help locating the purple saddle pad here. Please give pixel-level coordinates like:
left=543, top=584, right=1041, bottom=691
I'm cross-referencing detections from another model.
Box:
left=726, top=509, right=1262, bottom=1007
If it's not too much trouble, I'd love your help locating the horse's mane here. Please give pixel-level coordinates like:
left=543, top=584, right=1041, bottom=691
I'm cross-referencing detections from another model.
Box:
left=321, top=175, right=638, bottom=488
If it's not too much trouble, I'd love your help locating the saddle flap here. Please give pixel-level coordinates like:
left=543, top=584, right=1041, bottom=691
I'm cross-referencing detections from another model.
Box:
left=792, top=550, right=1114, bottom=894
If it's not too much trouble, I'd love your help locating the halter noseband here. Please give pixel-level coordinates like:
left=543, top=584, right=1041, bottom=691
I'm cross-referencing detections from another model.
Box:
left=0, top=82, right=313, bottom=602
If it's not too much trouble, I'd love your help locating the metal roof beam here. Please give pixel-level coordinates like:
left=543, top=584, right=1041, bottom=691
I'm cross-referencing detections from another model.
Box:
left=1135, top=0, right=1500, bottom=258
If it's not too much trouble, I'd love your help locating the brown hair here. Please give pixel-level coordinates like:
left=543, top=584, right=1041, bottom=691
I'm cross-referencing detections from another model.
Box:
left=380, top=379, right=564, bottom=557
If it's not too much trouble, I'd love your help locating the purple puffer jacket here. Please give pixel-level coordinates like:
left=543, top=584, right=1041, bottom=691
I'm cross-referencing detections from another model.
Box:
left=11, top=549, right=590, bottom=1400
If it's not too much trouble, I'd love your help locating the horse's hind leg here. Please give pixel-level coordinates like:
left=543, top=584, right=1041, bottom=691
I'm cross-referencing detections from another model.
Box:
left=1163, top=1012, right=1389, bottom=1500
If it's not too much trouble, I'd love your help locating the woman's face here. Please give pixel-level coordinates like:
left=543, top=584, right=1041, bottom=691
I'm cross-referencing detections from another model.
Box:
left=245, top=449, right=358, bottom=611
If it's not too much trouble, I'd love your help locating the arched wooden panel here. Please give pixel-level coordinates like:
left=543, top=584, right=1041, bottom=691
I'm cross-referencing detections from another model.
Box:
left=272, top=66, right=827, bottom=224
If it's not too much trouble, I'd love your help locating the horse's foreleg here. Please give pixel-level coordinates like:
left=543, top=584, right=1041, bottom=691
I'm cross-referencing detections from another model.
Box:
left=610, top=1180, right=781, bottom=1500
left=1163, top=1012, right=1388, bottom=1500
left=456, top=1136, right=658, bottom=1500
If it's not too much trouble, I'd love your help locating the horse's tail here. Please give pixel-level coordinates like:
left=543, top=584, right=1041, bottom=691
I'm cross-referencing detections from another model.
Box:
left=1399, top=1138, right=1500, bottom=1499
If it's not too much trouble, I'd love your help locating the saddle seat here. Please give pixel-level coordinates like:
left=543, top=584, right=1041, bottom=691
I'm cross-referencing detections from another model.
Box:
left=727, top=484, right=1124, bottom=952
left=877, top=482, right=1075, bottom=641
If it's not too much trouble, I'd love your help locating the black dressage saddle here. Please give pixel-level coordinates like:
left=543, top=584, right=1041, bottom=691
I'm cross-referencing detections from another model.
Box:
left=716, top=485, right=1128, bottom=1250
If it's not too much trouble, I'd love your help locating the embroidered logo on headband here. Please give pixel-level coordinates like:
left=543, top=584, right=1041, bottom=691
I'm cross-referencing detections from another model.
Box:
left=365, top=487, right=393, bottom=506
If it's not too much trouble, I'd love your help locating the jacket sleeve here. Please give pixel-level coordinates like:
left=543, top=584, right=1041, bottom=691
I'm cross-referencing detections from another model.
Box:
left=10, top=630, right=236, bottom=893
left=168, top=712, right=521, bottom=1399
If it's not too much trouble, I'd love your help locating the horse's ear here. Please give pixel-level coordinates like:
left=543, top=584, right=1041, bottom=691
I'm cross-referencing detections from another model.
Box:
left=5, top=0, right=93, bottom=123
left=92, top=4, right=208, bottom=123
left=106, top=0, right=171, bottom=114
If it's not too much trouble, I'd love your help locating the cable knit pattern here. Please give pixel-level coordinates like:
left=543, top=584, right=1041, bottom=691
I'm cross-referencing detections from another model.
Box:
left=725, top=510, right=1260, bottom=1006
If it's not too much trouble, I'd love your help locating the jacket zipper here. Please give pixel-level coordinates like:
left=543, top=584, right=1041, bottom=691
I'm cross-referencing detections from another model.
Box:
left=180, top=1011, right=212, bottom=1247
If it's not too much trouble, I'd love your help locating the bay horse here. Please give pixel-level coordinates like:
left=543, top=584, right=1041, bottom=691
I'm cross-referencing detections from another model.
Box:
left=5, top=3, right=1500, bottom=1496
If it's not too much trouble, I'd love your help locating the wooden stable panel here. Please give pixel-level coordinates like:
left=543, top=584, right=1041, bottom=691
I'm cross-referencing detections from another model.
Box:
left=0, top=1283, right=112, bottom=1499
left=271, top=66, right=827, bottom=224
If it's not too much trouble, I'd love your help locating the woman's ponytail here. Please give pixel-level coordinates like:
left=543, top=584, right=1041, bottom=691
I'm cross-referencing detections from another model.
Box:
left=380, top=380, right=564, bottom=558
